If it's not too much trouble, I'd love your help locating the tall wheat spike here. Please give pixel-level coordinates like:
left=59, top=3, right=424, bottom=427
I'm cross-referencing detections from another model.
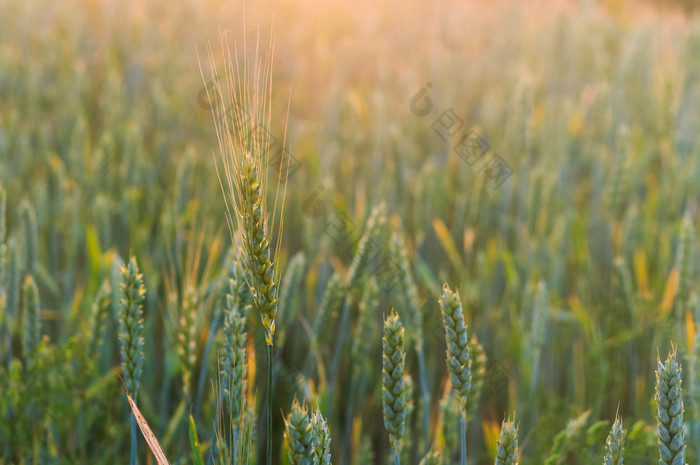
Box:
left=494, top=416, right=518, bottom=465
left=383, top=310, right=406, bottom=465
left=603, top=415, right=625, bottom=465
left=202, top=26, right=286, bottom=465
left=284, top=399, right=314, bottom=465
left=118, top=255, right=146, bottom=395
left=311, top=408, right=332, bottom=465
left=439, top=283, right=471, bottom=465
left=655, top=349, right=686, bottom=465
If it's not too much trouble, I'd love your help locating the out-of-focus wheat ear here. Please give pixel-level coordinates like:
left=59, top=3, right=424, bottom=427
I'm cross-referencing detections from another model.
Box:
left=222, top=291, right=247, bottom=427
left=18, top=199, right=38, bottom=276
left=655, top=349, right=686, bottom=465
left=390, top=223, right=431, bottom=453
left=277, top=251, right=306, bottom=345
left=495, top=416, right=518, bottom=465
left=284, top=399, right=314, bottom=465
left=0, top=186, right=5, bottom=288
left=118, top=255, right=146, bottom=397
left=419, top=447, right=442, bottom=465
left=529, top=281, right=548, bottom=392
left=438, top=283, right=471, bottom=412
left=347, top=203, right=386, bottom=292
left=467, top=335, right=487, bottom=421
left=22, top=275, right=41, bottom=362
left=239, top=152, right=278, bottom=347
left=603, top=415, right=625, bottom=465
left=313, top=271, right=345, bottom=339
left=311, top=407, right=332, bottom=465
left=88, top=279, right=112, bottom=356
left=382, top=310, right=406, bottom=464
left=352, top=434, right=374, bottom=465
left=5, top=238, right=20, bottom=335
left=227, top=249, right=252, bottom=319
left=390, top=226, right=423, bottom=346
left=351, top=277, right=379, bottom=390
left=177, top=287, right=199, bottom=399
left=674, top=216, right=694, bottom=326
left=0, top=185, right=6, bottom=247
left=401, top=374, right=415, bottom=459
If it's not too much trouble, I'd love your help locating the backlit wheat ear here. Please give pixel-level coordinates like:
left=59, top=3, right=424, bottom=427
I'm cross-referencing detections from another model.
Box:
left=22, top=275, right=41, bottom=361
left=382, top=310, right=406, bottom=464
left=655, top=349, right=686, bottom=465
left=495, top=416, right=518, bottom=465
left=603, top=415, right=625, bottom=465
left=284, top=399, right=314, bottom=465
left=118, top=255, right=146, bottom=397
left=238, top=152, right=278, bottom=347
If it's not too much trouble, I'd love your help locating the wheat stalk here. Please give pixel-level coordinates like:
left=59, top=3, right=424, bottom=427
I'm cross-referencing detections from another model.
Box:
left=382, top=310, right=406, bottom=465
left=655, top=349, right=686, bottom=465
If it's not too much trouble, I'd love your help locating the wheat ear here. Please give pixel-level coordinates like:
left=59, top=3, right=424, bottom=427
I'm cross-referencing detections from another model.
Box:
left=439, top=283, right=470, bottom=465
left=655, top=349, right=686, bottom=465
left=603, top=415, right=625, bottom=465
left=22, top=275, right=41, bottom=362
left=311, top=408, right=332, bottom=465
left=495, top=416, right=518, bottom=465
left=284, top=399, right=314, bottom=465
left=382, top=310, right=406, bottom=465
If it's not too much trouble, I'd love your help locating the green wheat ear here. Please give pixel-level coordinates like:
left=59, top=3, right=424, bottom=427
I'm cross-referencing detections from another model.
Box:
left=438, top=283, right=471, bottom=413
left=419, top=448, right=441, bottom=465
left=284, top=399, right=314, bottom=465
left=222, top=287, right=247, bottom=427
left=382, top=310, right=406, bottom=456
left=655, top=349, right=686, bottom=465
left=604, top=415, right=625, bottom=465
left=22, top=275, right=41, bottom=361
left=118, top=255, right=146, bottom=396
left=467, top=335, right=487, bottom=420
left=495, top=416, right=519, bottom=465
left=311, top=408, right=332, bottom=465
left=239, top=152, right=278, bottom=346
left=18, top=199, right=39, bottom=276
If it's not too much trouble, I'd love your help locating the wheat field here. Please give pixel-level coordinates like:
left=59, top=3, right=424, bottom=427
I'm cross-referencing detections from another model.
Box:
left=2, top=0, right=700, bottom=464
